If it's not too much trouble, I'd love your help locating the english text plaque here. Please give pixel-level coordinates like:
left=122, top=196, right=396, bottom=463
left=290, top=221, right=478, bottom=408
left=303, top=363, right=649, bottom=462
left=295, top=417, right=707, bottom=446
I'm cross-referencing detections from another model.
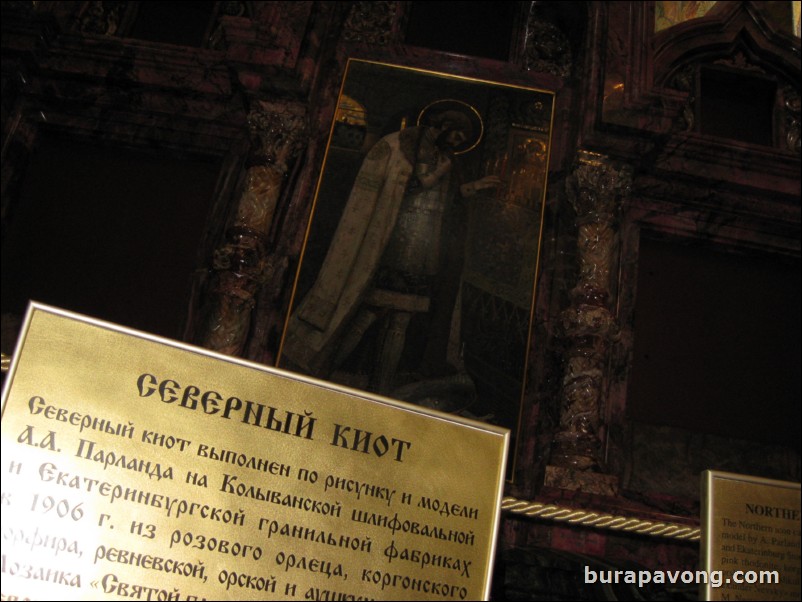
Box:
left=1, top=303, right=509, bottom=600
left=701, top=470, right=801, bottom=601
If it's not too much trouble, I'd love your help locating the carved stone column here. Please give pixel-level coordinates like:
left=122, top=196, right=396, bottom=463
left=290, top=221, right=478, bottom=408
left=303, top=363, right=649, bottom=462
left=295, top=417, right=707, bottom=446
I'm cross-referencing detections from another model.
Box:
left=200, top=100, right=306, bottom=356
left=545, top=151, right=631, bottom=495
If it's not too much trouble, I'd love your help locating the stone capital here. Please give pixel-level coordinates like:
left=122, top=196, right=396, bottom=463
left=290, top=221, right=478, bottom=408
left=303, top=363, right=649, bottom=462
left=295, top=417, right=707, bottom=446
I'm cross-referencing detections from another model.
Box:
left=566, top=151, right=632, bottom=224
left=247, top=100, right=308, bottom=170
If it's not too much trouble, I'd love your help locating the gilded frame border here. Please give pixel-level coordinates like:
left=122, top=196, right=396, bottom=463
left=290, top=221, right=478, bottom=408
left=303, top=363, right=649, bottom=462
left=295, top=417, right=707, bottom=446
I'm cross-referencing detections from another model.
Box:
left=279, top=59, right=555, bottom=480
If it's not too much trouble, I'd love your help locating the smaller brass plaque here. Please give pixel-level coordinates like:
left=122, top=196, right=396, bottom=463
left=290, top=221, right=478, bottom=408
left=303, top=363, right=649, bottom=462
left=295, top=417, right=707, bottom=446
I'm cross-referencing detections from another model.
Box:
left=1, top=303, right=509, bottom=600
left=701, top=470, right=801, bottom=601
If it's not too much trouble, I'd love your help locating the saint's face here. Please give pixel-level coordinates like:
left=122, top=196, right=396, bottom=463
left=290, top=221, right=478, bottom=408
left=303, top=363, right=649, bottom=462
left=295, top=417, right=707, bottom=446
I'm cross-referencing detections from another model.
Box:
left=434, top=127, right=468, bottom=153
left=445, top=128, right=468, bottom=149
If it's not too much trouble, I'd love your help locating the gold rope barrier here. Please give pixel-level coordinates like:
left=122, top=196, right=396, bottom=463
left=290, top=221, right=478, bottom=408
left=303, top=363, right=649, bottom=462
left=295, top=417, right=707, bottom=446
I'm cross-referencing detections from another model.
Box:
left=502, top=496, right=701, bottom=542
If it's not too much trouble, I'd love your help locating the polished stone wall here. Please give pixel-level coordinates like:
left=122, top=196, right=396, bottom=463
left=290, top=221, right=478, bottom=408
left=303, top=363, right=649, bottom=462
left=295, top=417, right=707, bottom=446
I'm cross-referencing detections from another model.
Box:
left=2, top=2, right=799, bottom=597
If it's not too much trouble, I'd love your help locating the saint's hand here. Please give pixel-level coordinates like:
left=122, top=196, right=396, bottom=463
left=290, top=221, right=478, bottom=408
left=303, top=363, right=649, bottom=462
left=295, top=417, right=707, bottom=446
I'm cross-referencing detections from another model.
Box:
left=461, top=175, right=502, bottom=197
left=418, top=154, right=454, bottom=188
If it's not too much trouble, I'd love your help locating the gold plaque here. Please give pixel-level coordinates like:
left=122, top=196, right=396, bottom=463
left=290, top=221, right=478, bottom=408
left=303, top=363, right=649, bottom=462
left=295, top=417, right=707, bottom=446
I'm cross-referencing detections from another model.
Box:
left=1, top=303, right=509, bottom=600
left=701, top=470, right=801, bottom=601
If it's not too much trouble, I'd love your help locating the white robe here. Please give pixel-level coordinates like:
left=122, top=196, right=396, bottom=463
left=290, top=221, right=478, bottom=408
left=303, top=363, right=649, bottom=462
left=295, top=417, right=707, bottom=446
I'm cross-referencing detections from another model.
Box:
left=281, top=128, right=432, bottom=375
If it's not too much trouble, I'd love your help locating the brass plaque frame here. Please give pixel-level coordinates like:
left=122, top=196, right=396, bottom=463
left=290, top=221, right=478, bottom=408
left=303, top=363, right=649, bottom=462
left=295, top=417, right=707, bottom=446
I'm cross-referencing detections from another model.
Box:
left=1, top=303, right=509, bottom=600
left=701, top=469, right=801, bottom=601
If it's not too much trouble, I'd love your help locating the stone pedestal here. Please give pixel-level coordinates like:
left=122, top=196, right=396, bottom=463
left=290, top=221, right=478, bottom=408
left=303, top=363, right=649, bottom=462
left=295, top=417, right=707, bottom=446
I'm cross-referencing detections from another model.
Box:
left=543, top=465, right=619, bottom=496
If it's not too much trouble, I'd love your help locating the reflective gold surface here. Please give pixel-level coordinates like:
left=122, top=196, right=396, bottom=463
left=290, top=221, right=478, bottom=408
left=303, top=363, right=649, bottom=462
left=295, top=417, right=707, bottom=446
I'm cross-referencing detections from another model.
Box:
left=1, top=303, right=508, bottom=600
left=701, top=470, right=801, bottom=601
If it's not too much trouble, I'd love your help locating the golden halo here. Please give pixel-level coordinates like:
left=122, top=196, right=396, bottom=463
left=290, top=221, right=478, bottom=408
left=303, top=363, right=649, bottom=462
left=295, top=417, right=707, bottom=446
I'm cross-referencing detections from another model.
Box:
left=417, top=99, right=484, bottom=155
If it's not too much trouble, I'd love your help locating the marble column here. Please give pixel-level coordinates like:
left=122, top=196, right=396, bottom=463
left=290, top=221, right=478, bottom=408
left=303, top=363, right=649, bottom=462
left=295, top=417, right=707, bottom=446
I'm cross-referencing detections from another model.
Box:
left=545, top=150, right=631, bottom=495
left=200, top=100, right=306, bottom=356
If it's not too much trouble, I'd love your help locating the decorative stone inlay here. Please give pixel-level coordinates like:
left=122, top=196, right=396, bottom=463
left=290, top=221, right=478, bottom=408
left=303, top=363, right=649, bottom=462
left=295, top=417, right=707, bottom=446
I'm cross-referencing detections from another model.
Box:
left=522, top=6, right=572, bottom=77
left=79, top=1, right=126, bottom=36
left=668, top=57, right=800, bottom=152
left=219, top=2, right=247, bottom=18
left=667, top=64, right=696, bottom=132
left=782, top=85, right=800, bottom=154
left=342, top=1, right=398, bottom=46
